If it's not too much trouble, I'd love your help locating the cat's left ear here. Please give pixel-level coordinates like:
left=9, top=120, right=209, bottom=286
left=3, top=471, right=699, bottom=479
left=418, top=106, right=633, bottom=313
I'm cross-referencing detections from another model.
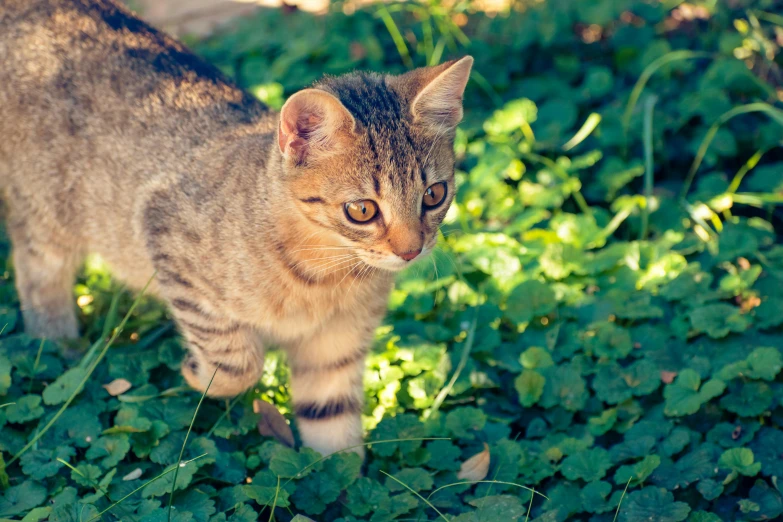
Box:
left=278, top=89, right=356, bottom=165
left=395, top=56, right=473, bottom=132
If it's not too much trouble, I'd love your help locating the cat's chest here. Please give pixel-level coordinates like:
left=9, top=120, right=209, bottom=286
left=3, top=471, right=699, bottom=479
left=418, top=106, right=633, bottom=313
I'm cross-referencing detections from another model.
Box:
left=256, top=286, right=348, bottom=342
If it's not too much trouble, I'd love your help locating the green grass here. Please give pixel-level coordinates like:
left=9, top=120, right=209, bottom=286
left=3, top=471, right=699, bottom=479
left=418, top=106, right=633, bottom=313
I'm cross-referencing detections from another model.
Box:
left=2, top=0, right=783, bottom=521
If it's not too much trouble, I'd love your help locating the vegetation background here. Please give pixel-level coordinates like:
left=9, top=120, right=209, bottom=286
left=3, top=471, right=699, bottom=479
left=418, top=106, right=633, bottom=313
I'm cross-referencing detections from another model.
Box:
left=2, top=0, right=783, bottom=520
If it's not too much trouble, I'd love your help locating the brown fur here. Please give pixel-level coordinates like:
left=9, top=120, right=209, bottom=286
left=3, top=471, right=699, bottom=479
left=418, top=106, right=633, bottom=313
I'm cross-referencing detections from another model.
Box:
left=0, top=0, right=471, bottom=455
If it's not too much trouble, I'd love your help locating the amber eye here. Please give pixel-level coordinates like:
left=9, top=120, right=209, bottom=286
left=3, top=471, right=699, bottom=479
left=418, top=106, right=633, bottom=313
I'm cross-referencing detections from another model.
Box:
left=423, top=182, right=447, bottom=209
left=344, top=200, right=378, bottom=223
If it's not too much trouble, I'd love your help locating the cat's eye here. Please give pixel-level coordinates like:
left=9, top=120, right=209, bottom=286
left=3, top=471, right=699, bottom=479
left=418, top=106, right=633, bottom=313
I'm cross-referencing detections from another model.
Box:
left=345, top=200, right=378, bottom=223
left=423, top=182, right=447, bottom=209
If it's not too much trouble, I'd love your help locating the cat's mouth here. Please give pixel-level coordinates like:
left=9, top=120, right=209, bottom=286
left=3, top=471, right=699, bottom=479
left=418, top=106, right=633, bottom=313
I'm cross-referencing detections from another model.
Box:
left=359, top=245, right=432, bottom=272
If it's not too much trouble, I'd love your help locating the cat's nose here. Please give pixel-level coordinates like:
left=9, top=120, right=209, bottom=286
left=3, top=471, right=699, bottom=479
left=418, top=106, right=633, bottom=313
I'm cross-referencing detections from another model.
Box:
left=398, top=249, right=422, bottom=262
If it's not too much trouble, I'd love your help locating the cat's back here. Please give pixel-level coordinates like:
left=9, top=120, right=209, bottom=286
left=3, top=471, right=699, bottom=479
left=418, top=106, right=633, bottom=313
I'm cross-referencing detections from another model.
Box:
left=0, top=0, right=270, bottom=177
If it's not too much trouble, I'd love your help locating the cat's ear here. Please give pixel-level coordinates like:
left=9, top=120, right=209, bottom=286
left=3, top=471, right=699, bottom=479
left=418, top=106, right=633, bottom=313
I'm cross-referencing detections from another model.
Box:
left=278, top=89, right=355, bottom=164
left=403, top=56, right=473, bottom=132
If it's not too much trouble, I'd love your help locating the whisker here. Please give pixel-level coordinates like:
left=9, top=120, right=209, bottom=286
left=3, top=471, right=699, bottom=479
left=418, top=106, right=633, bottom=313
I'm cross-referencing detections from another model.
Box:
left=347, top=264, right=371, bottom=295
left=333, top=260, right=364, bottom=292
left=308, top=256, right=360, bottom=278
left=289, top=246, right=355, bottom=254
left=288, top=253, right=356, bottom=271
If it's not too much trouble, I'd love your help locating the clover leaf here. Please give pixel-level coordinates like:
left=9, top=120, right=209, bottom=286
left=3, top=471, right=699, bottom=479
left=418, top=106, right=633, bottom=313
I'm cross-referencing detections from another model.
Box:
left=663, top=369, right=726, bottom=416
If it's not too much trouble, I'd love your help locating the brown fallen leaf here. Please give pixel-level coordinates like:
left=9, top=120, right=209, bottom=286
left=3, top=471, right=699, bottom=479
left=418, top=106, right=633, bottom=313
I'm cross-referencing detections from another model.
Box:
left=254, top=399, right=295, bottom=448
left=103, top=378, right=132, bottom=396
left=660, top=371, right=678, bottom=384
left=457, top=442, right=490, bottom=481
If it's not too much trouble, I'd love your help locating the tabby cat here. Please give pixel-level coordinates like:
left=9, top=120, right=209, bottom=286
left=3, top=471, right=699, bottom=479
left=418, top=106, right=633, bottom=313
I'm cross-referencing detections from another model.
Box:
left=0, top=0, right=472, bottom=456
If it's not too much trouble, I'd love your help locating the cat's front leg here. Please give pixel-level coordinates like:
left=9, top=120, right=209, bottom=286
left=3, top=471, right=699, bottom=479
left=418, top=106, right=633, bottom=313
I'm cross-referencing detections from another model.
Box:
left=286, top=313, right=379, bottom=457
left=170, top=297, right=265, bottom=398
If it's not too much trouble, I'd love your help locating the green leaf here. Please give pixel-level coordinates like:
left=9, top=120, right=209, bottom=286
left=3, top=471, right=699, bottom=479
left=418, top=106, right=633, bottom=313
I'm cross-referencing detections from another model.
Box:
left=718, top=448, right=761, bottom=477
left=614, top=455, right=661, bottom=486
left=755, top=297, right=783, bottom=330
left=292, top=471, right=342, bottom=515
left=445, top=407, right=487, bottom=439
left=49, top=503, right=99, bottom=522
left=86, top=434, right=131, bottom=469
left=20, top=446, right=75, bottom=480
left=620, top=487, right=691, bottom=522
left=752, top=428, right=783, bottom=477
left=466, top=495, right=527, bottom=521
left=70, top=463, right=103, bottom=488
left=5, top=395, right=44, bottom=424
left=581, top=480, right=618, bottom=514
left=370, top=414, right=426, bottom=457
left=425, top=440, right=461, bottom=472
left=743, top=480, right=783, bottom=521
left=717, top=347, right=783, bottom=381
left=506, top=280, right=557, bottom=324
left=720, top=381, right=774, bottom=417
left=345, top=477, right=391, bottom=517
left=584, top=322, right=633, bottom=359
left=520, top=347, right=554, bottom=369
left=269, top=447, right=321, bottom=478
left=42, top=367, right=87, bottom=405
left=663, top=369, right=726, bottom=416
left=541, top=364, right=588, bottom=411
left=0, top=482, right=47, bottom=517
left=0, top=354, right=11, bottom=395
left=514, top=369, right=545, bottom=407
left=593, top=360, right=659, bottom=404
left=386, top=467, right=433, bottom=493
left=141, top=462, right=198, bottom=497
left=689, top=304, right=750, bottom=338
left=560, top=447, right=612, bottom=482
left=227, top=504, right=259, bottom=522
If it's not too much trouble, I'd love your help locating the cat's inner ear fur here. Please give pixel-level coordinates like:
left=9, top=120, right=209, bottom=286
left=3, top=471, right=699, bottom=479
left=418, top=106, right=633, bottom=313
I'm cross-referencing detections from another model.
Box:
left=278, top=89, right=356, bottom=165
left=405, top=56, right=473, bottom=133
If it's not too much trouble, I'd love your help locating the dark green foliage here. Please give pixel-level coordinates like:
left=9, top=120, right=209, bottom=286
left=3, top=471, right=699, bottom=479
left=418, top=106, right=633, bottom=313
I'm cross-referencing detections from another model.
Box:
left=2, top=0, right=783, bottom=520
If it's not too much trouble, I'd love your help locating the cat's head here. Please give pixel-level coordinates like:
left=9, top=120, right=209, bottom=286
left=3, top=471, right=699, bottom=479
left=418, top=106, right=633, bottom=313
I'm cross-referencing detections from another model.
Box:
left=277, top=57, right=473, bottom=272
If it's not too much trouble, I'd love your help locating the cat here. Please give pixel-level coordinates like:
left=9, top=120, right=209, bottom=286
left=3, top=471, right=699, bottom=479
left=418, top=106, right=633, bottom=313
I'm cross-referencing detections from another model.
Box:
left=0, top=0, right=472, bottom=456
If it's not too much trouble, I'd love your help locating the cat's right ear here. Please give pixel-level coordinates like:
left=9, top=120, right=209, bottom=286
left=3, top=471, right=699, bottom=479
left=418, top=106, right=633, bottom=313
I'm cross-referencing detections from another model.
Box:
left=278, top=89, right=355, bottom=165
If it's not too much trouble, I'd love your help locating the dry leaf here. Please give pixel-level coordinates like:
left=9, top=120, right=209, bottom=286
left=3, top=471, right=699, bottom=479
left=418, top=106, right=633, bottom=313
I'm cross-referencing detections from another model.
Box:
left=122, top=468, right=143, bottom=481
left=660, top=371, right=678, bottom=384
left=103, top=378, right=132, bottom=396
left=457, top=442, right=490, bottom=481
left=254, top=399, right=295, bottom=448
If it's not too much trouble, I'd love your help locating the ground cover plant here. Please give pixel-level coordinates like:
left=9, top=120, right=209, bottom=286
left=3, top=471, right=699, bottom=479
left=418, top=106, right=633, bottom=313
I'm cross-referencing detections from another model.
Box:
left=2, top=0, right=783, bottom=520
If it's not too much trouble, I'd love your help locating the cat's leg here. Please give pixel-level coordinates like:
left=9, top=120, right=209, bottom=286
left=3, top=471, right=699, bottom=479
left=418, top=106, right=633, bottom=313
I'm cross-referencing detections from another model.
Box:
left=286, top=314, right=378, bottom=457
left=171, top=299, right=265, bottom=398
left=7, top=211, right=80, bottom=339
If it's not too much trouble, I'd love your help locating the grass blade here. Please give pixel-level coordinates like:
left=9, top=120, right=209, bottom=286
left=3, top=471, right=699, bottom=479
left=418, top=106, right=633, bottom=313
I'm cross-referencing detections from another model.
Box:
left=9, top=273, right=156, bottom=466
left=380, top=470, right=449, bottom=522
left=640, top=95, right=658, bottom=240
left=563, top=112, right=601, bottom=151
left=622, top=50, right=711, bottom=131
left=680, top=103, right=783, bottom=200
left=27, top=339, right=45, bottom=393
left=728, top=149, right=767, bottom=194
left=613, top=476, right=633, bottom=522
left=167, top=366, right=219, bottom=522
left=428, top=480, right=549, bottom=501
left=376, top=5, right=413, bottom=69
left=426, top=308, right=477, bottom=419
left=86, top=454, right=208, bottom=522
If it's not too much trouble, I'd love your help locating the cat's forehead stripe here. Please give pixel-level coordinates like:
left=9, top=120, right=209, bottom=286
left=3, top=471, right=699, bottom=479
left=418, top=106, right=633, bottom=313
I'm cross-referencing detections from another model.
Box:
left=321, top=73, right=423, bottom=189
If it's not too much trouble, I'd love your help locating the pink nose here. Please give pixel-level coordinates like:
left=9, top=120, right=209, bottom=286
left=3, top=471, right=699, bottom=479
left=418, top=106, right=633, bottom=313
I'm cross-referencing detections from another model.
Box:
left=399, top=249, right=422, bottom=262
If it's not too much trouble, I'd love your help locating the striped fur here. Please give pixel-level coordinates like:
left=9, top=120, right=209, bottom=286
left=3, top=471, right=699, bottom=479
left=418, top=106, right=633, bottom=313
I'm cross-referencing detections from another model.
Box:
left=0, top=0, right=471, bottom=456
